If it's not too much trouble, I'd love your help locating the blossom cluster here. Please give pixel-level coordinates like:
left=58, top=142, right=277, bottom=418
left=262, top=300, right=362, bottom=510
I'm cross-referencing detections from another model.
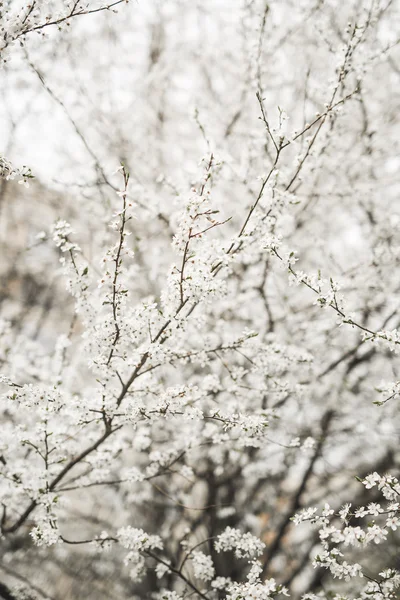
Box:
left=0, top=155, right=32, bottom=187
left=293, top=473, right=400, bottom=598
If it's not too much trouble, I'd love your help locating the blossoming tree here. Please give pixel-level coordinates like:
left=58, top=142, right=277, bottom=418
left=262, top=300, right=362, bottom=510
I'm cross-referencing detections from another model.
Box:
left=0, top=1, right=399, bottom=599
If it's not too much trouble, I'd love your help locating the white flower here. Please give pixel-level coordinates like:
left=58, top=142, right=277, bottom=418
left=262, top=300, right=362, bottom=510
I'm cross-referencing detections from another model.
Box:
left=155, top=562, right=171, bottom=579
left=365, top=524, right=387, bottom=544
left=386, top=516, right=400, bottom=531
left=30, top=522, right=62, bottom=547
left=363, top=472, right=381, bottom=489
left=339, top=503, right=351, bottom=521
left=211, top=577, right=232, bottom=590
left=191, top=551, right=215, bottom=581
left=215, top=527, right=265, bottom=559
left=322, top=503, right=335, bottom=518
left=292, top=507, right=318, bottom=525
left=367, top=502, right=383, bottom=516
left=117, top=527, right=163, bottom=552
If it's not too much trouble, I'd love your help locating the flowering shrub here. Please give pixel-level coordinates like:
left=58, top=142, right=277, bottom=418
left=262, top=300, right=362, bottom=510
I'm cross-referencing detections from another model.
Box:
left=0, top=1, right=399, bottom=599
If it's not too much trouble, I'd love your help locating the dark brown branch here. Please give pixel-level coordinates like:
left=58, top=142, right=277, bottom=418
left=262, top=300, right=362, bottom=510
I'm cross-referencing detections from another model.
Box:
left=261, top=410, right=335, bottom=576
